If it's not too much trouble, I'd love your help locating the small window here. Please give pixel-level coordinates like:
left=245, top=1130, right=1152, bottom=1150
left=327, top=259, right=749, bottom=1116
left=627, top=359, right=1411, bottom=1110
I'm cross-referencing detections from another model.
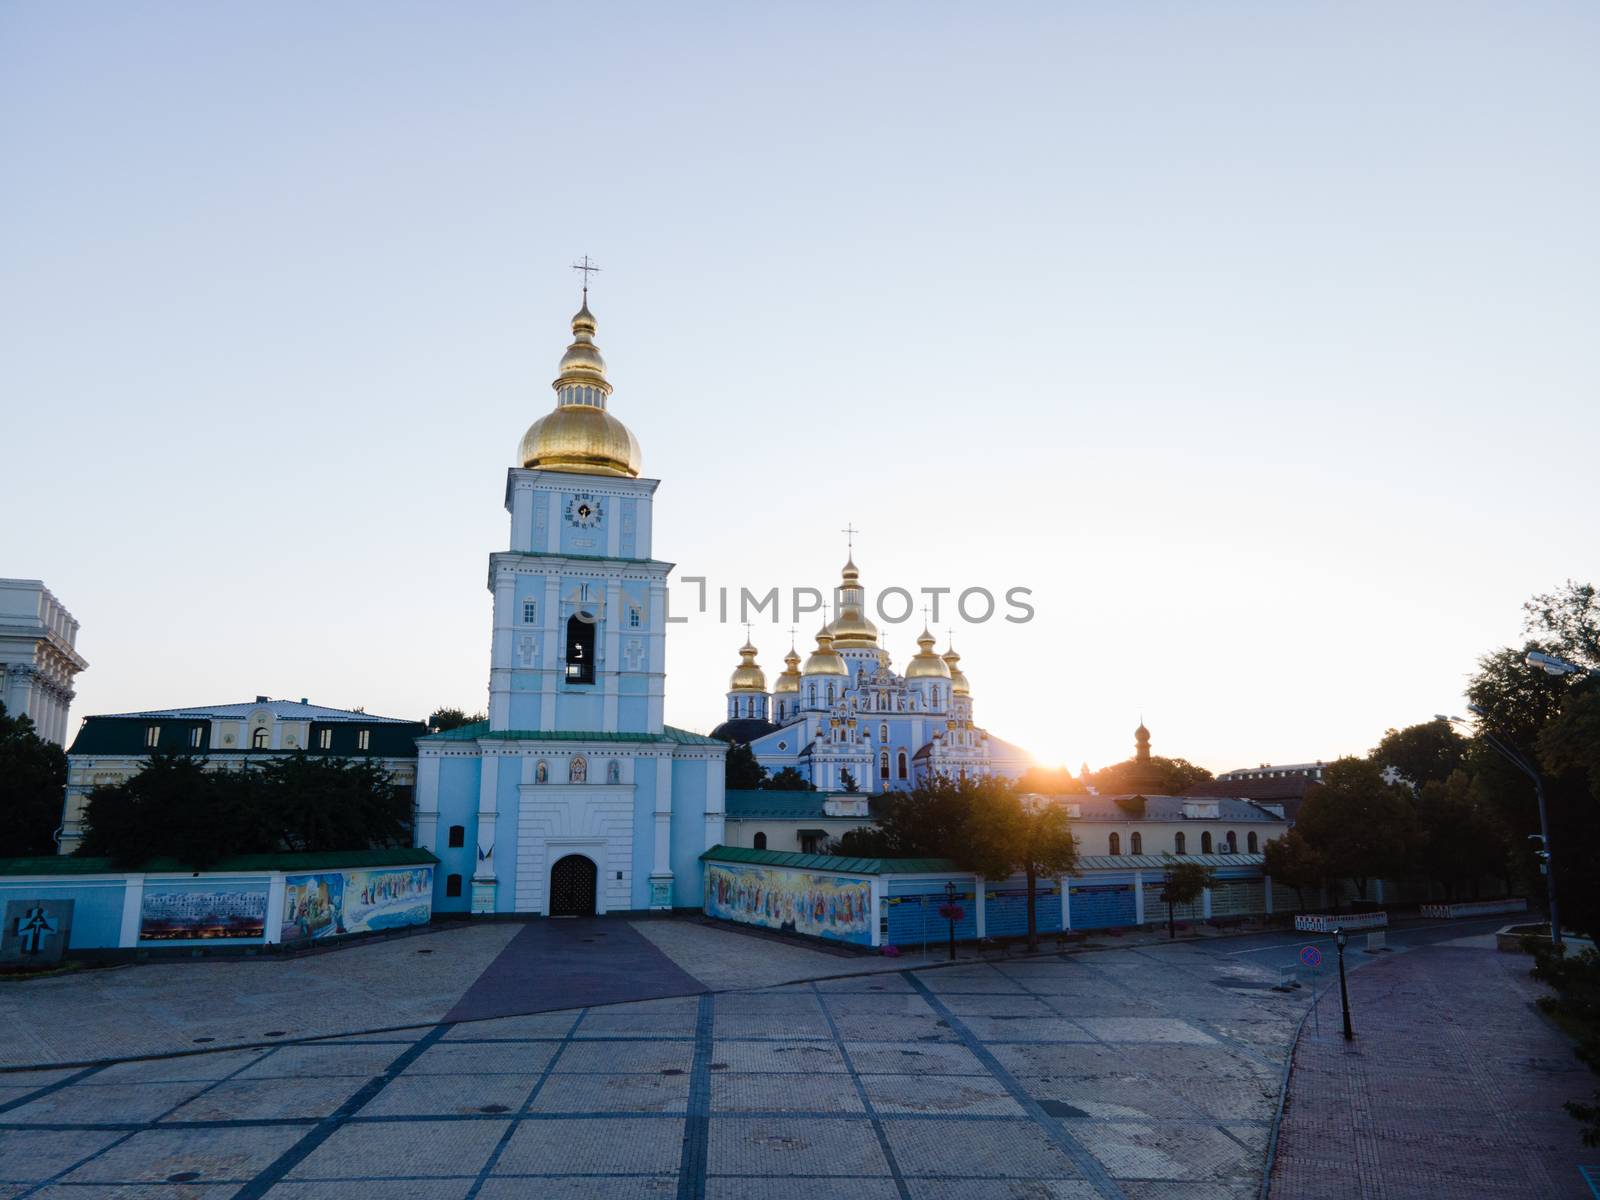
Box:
left=1109, top=832, right=1120, bottom=855
left=754, top=832, right=767, bottom=850
left=1201, top=832, right=1213, bottom=854
left=318, top=728, right=332, bottom=750
left=879, top=723, right=888, bottom=742
left=1225, top=830, right=1238, bottom=853
left=1175, top=832, right=1186, bottom=855
left=448, top=825, right=465, bottom=848
left=252, top=727, right=269, bottom=749
left=880, top=749, right=890, bottom=780
left=606, top=760, right=621, bottom=785
left=522, top=598, right=538, bottom=624
left=189, top=727, right=203, bottom=748
left=1131, top=832, right=1142, bottom=854
left=357, top=729, right=370, bottom=751
left=628, top=605, right=641, bottom=628
left=800, top=833, right=822, bottom=854
left=445, top=874, right=463, bottom=898
left=146, top=725, right=160, bottom=748
left=897, top=750, right=908, bottom=780
left=1247, top=831, right=1259, bottom=853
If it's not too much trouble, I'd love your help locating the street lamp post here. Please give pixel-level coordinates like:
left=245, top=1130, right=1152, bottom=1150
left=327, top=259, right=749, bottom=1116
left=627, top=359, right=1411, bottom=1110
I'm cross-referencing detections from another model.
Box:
left=942, top=881, right=958, bottom=962
left=1440, top=708, right=1563, bottom=952
left=1334, top=926, right=1354, bottom=1041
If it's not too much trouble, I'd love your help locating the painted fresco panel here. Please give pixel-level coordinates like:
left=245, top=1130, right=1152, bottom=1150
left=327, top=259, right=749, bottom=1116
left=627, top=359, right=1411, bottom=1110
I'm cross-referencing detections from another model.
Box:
left=282, top=867, right=433, bottom=945
left=140, top=883, right=268, bottom=942
left=704, top=862, right=873, bottom=945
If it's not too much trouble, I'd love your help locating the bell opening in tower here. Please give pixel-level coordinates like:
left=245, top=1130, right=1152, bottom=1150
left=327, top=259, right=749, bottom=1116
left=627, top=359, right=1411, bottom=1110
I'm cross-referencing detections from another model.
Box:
left=565, top=613, right=596, bottom=684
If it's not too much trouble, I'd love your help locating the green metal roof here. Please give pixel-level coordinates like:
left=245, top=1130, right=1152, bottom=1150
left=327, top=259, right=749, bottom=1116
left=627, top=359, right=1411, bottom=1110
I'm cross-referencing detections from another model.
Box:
left=700, top=844, right=958, bottom=876
left=1073, top=853, right=1265, bottom=870
left=0, top=848, right=439, bottom=878
left=422, top=722, right=723, bottom=746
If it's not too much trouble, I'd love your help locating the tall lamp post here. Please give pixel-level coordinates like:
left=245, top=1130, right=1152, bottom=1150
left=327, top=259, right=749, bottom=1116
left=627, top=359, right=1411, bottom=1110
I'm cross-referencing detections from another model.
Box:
left=1439, top=702, right=1563, bottom=952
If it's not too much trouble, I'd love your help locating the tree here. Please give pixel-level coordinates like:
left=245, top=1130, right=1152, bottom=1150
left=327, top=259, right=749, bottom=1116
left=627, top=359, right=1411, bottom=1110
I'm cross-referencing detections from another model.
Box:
left=1090, top=756, right=1213, bottom=795
left=0, top=702, right=68, bottom=856
left=1371, top=719, right=1468, bottom=790
left=428, top=707, right=485, bottom=732
left=76, top=753, right=409, bottom=867
left=763, top=766, right=814, bottom=792
left=1294, top=757, right=1417, bottom=901
left=1015, top=765, right=1086, bottom=794
left=1160, top=858, right=1212, bottom=938
left=1411, top=770, right=1509, bottom=900
left=839, top=768, right=860, bottom=794
left=993, top=796, right=1079, bottom=950
left=1262, top=829, right=1326, bottom=912
left=723, top=743, right=768, bottom=790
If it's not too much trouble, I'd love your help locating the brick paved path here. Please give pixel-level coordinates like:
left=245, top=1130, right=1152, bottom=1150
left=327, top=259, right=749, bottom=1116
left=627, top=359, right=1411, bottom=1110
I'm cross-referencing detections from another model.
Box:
left=1270, top=945, right=1597, bottom=1199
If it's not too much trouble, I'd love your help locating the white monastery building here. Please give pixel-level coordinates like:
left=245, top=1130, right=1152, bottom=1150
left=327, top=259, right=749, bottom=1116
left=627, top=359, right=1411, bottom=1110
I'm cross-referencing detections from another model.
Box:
left=0, top=579, right=87, bottom=746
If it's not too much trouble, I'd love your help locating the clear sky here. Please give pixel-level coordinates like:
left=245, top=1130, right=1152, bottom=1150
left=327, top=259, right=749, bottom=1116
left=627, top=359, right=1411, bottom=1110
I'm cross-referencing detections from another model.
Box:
left=4, top=3, right=1596, bottom=774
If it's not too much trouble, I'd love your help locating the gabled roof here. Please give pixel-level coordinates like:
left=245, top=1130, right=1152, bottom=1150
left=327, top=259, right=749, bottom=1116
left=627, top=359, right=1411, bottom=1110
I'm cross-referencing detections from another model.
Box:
left=91, top=699, right=414, bottom=723
left=421, top=721, right=723, bottom=747
left=701, top=844, right=957, bottom=876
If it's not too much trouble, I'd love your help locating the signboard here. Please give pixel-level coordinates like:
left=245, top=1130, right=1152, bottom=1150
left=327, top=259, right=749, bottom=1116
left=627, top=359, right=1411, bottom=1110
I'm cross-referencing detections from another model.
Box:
left=1, top=899, right=74, bottom=965
left=1299, top=945, right=1323, bottom=969
left=140, top=886, right=267, bottom=941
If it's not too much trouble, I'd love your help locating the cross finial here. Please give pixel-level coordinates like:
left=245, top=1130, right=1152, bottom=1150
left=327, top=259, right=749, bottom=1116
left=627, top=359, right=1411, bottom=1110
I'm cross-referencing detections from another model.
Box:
left=840, top=523, right=858, bottom=554
left=743, top=621, right=753, bottom=645
left=571, top=256, right=601, bottom=303
left=788, top=625, right=798, bottom=650
left=921, top=604, right=931, bottom=629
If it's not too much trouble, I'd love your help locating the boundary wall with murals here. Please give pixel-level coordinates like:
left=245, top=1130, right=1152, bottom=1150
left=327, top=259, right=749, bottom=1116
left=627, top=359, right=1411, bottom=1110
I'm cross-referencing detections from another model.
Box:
left=0, top=849, right=437, bottom=958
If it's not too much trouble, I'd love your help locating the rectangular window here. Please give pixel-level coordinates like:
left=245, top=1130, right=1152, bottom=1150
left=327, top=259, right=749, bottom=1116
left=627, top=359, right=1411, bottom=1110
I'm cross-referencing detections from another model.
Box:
left=189, top=727, right=203, bottom=748
left=146, top=725, right=160, bottom=748
left=628, top=606, right=641, bottom=628
left=357, top=729, right=370, bottom=751
left=318, top=729, right=332, bottom=750
left=522, top=599, right=537, bottom=624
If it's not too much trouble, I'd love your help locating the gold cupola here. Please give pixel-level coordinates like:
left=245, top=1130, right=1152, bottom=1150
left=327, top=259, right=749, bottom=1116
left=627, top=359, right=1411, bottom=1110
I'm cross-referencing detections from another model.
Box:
left=828, top=556, right=880, bottom=649
left=803, top=625, right=849, bottom=677
left=728, top=640, right=767, bottom=693
left=943, top=644, right=970, bottom=696
left=904, top=626, right=952, bottom=679
left=773, top=644, right=803, bottom=694
left=518, top=300, right=642, bottom=477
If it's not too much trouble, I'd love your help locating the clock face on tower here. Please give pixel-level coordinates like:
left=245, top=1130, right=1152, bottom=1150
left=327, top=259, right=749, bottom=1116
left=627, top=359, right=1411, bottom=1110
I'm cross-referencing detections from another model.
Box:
left=564, top=493, right=605, bottom=529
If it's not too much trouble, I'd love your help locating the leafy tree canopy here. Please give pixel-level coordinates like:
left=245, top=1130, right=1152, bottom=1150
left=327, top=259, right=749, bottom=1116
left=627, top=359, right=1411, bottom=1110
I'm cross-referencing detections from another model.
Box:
left=722, top=742, right=769, bottom=790
left=1090, top=756, right=1212, bottom=796
left=1371, top=719, right=1468, bottom=790
left=428, top=707, right=485, bottom=732
left=763, top=766, right=815, bottom=792
left=0, top=702, right=68, bottom=857
left=1161, top=859, right=1213, bottom=906
left=1262, top=829, right=1325, bottom=910
left=1294, top=757, right=1417, bottom=899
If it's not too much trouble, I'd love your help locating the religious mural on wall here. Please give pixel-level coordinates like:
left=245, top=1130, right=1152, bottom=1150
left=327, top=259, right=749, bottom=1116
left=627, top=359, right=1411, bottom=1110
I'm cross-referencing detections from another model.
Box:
left=139, top=885, right=268, bottom=941
left=704, top=862, right=873, bottom=945
left=281, top=866, right=433, bottom=945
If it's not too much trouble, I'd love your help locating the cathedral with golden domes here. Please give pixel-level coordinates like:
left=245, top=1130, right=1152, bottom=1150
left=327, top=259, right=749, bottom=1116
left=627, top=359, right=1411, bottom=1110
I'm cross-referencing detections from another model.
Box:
left=711, top=558, right=1032, bottom=793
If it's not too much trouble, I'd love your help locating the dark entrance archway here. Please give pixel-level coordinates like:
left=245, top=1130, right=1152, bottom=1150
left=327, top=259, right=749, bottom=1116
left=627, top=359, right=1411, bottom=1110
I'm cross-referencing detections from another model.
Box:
left=549, top=854, right=597, bottom=917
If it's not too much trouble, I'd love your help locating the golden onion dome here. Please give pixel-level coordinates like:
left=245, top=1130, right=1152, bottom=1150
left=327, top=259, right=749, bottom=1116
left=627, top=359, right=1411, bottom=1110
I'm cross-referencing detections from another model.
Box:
left=773, top=646, right=803, bottom=694
left=943, top=646, right=970, bottom=696
left=728, top=640, right=767, bottom=693
left=828, top=556, right=880, bottom=648
left=803, top=626, right=849, bottom=677
left=904, top=627, right=952, bottom=679
left=519, top=301, right=642, bottom=477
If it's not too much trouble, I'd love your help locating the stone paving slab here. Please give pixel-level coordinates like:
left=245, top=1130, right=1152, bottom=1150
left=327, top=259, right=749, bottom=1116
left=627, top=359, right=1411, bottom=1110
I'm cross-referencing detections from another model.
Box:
left=1269, top=944, right=1597, bottom=1198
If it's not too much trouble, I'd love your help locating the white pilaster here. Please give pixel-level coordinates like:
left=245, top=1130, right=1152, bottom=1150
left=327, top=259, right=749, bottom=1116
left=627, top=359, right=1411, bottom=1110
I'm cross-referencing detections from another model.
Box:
left=471, top=753, right=501, bottom=913
left=1133, top=870, right=1145, bottom=926
left=119, top=875, right=145, bottom=948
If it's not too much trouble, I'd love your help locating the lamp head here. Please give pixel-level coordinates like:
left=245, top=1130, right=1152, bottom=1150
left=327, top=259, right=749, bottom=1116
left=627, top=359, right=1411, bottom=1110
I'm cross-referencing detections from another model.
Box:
left=1527, top=650, right=1580, bottom=677
left=1335, top=927, right=1346, bottom=948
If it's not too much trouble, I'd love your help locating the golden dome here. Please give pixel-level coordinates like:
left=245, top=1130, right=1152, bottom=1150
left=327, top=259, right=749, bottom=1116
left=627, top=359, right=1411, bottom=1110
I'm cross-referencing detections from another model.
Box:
left=773, top=646, right=802, bottom=694
left=828, top=556, right=880, bottom=648
left=728, top=640, right=767, bottom=693
left=519, top=302, right=642, bottom=477
left=904, top=627, right=951, bottom=679
left=803, top=626, right=849, bottom=677
left=943, top=646, right=970, bottom=696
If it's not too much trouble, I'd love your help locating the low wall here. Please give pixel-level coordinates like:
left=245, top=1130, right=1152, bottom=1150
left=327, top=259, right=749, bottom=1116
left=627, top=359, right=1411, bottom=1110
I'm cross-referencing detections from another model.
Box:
left=0, top=851, right=437, bottom=959
left=1421, top=898, right=1526, bottom=920
left=1295, top=912, right=1388, bottom=933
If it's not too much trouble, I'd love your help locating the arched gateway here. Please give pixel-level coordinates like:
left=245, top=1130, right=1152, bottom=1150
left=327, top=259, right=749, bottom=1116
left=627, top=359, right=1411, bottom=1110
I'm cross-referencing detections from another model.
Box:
left=549, top=855, right=597, bottom=917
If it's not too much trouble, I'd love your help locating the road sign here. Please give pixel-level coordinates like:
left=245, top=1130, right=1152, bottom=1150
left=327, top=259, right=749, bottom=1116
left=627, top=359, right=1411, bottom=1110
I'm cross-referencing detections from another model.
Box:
left=1299, top=945, right=1323, bottom=969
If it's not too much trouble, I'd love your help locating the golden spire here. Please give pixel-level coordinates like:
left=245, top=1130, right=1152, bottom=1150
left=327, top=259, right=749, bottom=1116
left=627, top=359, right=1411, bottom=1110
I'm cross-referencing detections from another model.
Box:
left=518, top=273, right=642, bottom=477
left=905, top=625, right=952, bottom=679
left=774, top=631, right=803, bottom=694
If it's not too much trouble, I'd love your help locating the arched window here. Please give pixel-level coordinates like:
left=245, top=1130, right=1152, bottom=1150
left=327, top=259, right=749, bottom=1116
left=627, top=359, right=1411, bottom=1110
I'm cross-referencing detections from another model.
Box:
left=252, top=727, right=269, bottom=749
left=1109, top=832, right=1121, bottom=855
left=753, top=832, right=767, bottom=850
left=445, top=874, right=463, bottom=898
left=808, top=683, right=817, bottom=706
left=565, top=613, right=596, bottom=684
left=535, top=760, right=548, bottom=784
left=1201, top=831, right=1213, bottom=854
left=1130, top=832, right=1142, bottom=854
left=826, top=683, right=835, bottom=705
left=606, top=760, right=621, bottom=785
left=1247, top=831, right=1259, bottom=853
left=745, top=697, right=754, bottom=718
left=1175, top=832, right=1186, bottom=855
left=880, top=749, right=890, bottom=780
left=447, top=825, right=465, bottom=848
left=879, top=723, right=888, bottom=742
left=1225, top=830, right=1238, bottom=853
left=569, top=756, right=587, bottom=783
left=897, top=750, right=908, bottom=780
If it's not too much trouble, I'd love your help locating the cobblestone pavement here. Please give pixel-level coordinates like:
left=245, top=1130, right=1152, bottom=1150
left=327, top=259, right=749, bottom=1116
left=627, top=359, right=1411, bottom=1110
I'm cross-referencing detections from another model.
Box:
left=1269, top=944, right=1598, bottom=1199
left=0, top=942, right=1300, bottom=1197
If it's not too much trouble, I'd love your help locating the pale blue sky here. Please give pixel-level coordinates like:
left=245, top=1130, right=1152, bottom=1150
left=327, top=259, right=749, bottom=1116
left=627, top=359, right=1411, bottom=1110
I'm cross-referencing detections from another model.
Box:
left=4, top=3, right=1596, bottom=772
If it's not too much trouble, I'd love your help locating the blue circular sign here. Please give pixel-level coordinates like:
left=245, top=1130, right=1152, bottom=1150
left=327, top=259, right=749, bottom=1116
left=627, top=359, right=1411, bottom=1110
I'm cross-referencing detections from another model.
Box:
left=1299, top=945, right=1323, bottom=968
